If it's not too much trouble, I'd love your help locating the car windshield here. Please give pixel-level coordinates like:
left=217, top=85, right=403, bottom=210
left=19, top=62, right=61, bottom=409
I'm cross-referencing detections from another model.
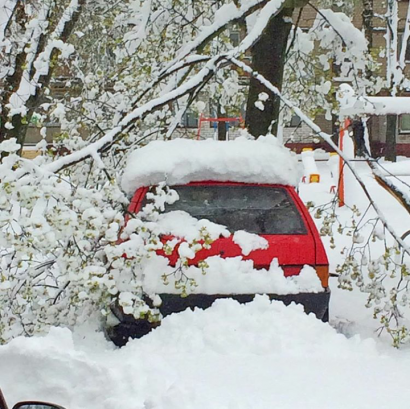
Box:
left=152, top=185, right=307, bottom=235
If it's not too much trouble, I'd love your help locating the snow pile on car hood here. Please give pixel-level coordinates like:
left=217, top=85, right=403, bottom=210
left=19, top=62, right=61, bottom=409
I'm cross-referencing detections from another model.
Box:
left=121, top=136, right=299, bottom=194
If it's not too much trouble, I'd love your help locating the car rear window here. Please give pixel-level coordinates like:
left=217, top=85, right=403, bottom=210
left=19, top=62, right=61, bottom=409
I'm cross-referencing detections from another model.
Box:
left=143, top=185, right=307, bottom=235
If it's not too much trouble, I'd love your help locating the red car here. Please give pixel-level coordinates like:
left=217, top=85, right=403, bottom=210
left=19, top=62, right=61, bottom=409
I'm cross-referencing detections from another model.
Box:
left=109, top=181, right=330, bottom=346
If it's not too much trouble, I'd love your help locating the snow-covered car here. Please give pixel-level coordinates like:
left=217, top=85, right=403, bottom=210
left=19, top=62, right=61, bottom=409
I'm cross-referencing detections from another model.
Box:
left=110, top=137, right=330, bottom=345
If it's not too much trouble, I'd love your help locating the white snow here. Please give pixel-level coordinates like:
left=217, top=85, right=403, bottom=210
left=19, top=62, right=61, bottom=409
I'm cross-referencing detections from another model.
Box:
left=258, top=92, right=269, bottom=101
left=164, top=0, right=285, bottom=75
left=254, top=100, right=265, bottom=110
left=232, top=230, right=268, bottom=255
left=141, top=255, right=323, bottom=295
left=130, top=210, right=321, bottom=296
left=3, top=154, right=410, bottom=409
left=3, top=296, right=410, bottom=409
left=315, top=10, right=367, bottom=56
left=121, top=137, right=299, bottom=193
left=301, top=149, right=320, bottom=182
left=195, top=100, right=206, bottom=112
left=374, top=159, right=410, bottom=177
left=338, top=83, right=410, bottom=116
left=155, top=210, right=230, bottom=242
left=0, top=137, right=20, bottom=153
left=0, top=1, right=17, bottom=45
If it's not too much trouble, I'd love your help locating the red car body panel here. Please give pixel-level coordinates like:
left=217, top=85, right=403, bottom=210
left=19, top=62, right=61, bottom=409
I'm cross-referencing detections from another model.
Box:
left=127, top=181, right=329, bottom=287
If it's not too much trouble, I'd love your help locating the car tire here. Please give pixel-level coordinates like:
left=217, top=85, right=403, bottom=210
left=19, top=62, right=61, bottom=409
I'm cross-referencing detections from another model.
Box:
left=322, top=307, right=329, bottom=323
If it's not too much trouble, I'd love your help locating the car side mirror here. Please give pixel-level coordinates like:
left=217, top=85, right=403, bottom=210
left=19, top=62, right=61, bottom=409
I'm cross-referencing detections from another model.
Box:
left=13, top=402, right=66, bottom=409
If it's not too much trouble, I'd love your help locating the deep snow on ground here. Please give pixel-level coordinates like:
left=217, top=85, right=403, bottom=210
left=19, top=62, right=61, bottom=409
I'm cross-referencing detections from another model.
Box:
left=2, top=297, right=410, bottom=409
left=1, top=155, right=410, bottom=409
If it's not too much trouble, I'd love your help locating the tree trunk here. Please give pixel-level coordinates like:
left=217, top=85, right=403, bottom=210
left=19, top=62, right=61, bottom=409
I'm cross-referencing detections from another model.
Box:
left=352, top=119, right=366, bottom=157
left=362, top=0, right=374, bottom=50
left=361, top=0, right=376, bottom=154
left=217, top=104, right=227, bottom=140
left=0, top=0, right=85, bottom=152
left=245, top=7, right=294, bottom=138
left=331, top=113, right=339, bottom=145
left=385, top=115, right=397, bottom=162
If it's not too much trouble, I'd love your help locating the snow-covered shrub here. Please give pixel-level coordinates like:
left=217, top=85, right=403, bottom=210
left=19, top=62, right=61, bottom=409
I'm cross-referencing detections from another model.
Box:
left=0, top=142, right=212, bottom=342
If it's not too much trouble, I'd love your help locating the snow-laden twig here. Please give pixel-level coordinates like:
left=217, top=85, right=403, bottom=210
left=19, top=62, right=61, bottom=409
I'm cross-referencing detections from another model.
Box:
left=43, top=58, right=220, bottom=173
left=399, top=1, right=410, bottom=70
left=20, top=0, right=84, bottom=105
left=0, top=0, right=17, bottom=44
left=386, top=0, right=400, bottom=94
left=43, top=0, right=287, bottom=172
left=160, top=0, right=285, bottom=77
left=229, top=56, right=410, bottom=257
left=132, top=0, right=285, bottom=112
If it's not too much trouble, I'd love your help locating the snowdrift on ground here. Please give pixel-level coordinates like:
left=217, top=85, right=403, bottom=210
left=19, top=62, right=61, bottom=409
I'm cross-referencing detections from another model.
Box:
left=3, top=297, right=410, bottom=409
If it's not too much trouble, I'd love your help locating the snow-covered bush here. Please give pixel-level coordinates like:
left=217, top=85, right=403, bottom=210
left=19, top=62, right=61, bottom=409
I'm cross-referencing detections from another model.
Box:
left=0, top=144, right=220, bottom=343
left=283, top=9, right=382, bottom=127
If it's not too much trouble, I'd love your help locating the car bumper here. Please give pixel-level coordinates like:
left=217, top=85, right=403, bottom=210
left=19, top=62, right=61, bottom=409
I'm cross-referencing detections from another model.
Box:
left=159, top=288, right=330, bottom=320
left=107, top=288, right=331, bottom=346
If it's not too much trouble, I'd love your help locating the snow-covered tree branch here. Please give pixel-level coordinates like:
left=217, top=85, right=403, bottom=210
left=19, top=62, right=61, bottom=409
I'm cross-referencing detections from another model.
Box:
left=0, top=0, right=85, bottom=149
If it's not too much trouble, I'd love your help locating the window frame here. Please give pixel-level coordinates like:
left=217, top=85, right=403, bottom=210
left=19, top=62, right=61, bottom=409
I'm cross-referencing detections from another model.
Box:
left=399, top=114, right=410, bottom=134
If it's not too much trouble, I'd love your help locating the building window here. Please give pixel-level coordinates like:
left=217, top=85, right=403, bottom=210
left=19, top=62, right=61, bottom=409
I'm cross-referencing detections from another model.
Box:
left=398, top=33, right=410, bottom=62
left=229, top=31, right=240, bottom=47
left=400, top=114, right=410, bottom=133
left=181, top=110, right=198, bottom=128
left=286, top=114, right=302, bottom=128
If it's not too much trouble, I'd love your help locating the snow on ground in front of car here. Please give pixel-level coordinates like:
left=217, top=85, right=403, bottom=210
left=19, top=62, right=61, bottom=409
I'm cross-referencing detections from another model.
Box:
left=141, top=255, right=323, bottom=295
left=121, top=136, right=300, bottom=193
left=3, top=296, right=410, bottom=409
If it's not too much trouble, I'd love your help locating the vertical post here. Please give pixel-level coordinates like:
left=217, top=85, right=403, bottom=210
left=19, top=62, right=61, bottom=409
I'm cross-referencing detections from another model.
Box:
left=338, top=118, right=351, bottom=207
left=196, top=114, right=203, bottom=140
left=277, top=104, right=284, bottom=144
left=385, top=114, right=397, bottom=162
left=213, top=121, right=218, bottom=140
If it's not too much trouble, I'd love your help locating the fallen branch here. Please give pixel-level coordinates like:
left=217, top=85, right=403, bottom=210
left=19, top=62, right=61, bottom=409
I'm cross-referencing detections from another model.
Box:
left=229, top=56, right=410, bottom=257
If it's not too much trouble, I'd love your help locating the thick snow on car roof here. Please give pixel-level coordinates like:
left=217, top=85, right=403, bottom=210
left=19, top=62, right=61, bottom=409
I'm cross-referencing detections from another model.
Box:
left=121, top=136, right=299, bottom=194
